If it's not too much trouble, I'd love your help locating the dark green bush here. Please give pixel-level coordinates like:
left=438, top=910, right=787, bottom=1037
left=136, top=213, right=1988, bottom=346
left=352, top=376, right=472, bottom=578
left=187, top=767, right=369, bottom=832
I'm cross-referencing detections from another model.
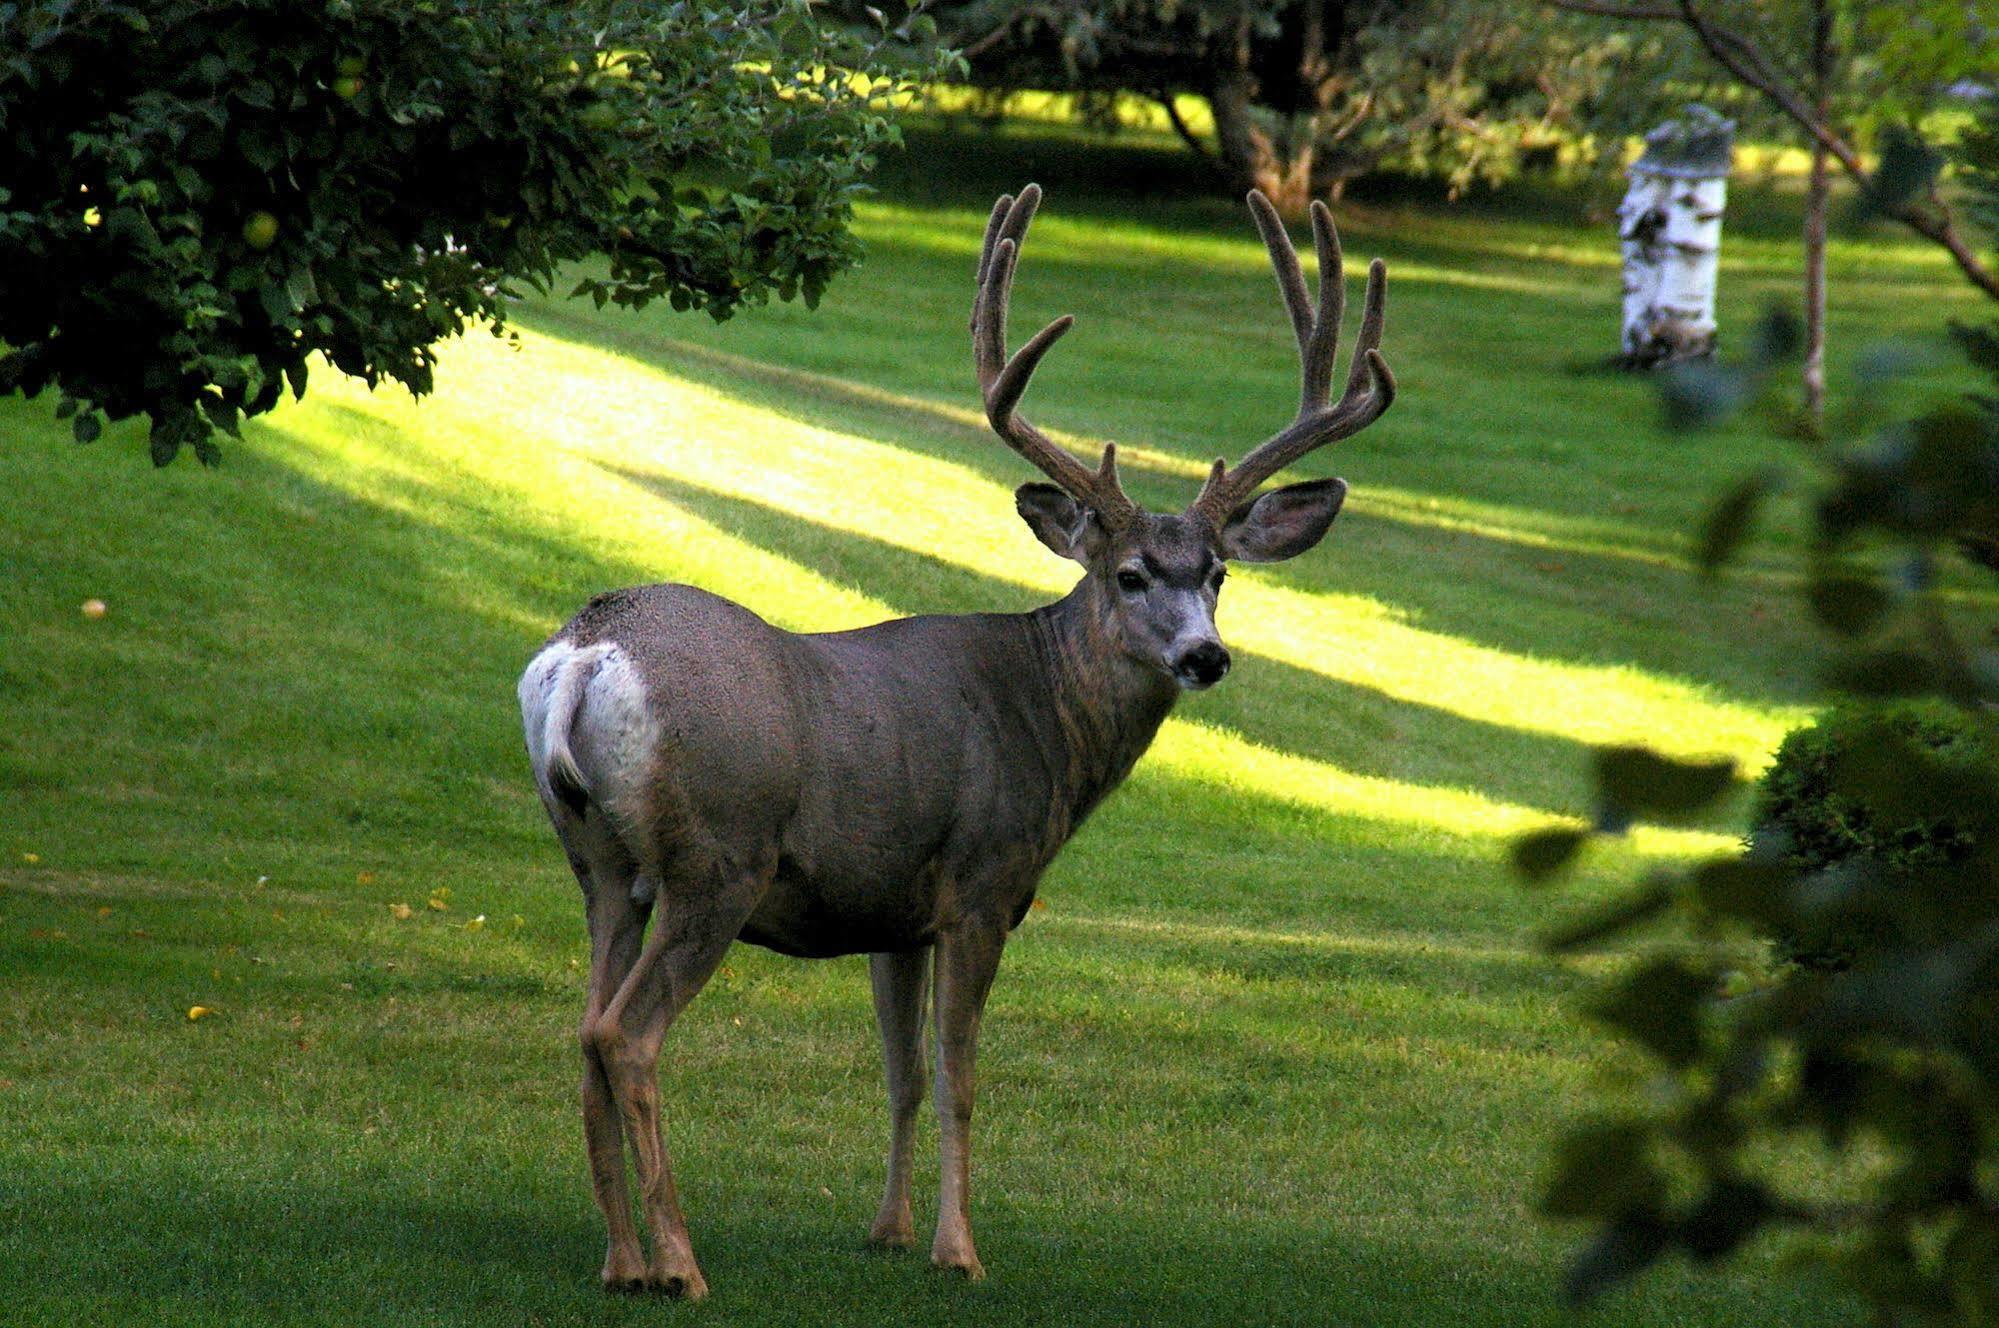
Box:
left=0, top=0, right=935, bottom=464
left=1750, top=701, right=1992, bottom=970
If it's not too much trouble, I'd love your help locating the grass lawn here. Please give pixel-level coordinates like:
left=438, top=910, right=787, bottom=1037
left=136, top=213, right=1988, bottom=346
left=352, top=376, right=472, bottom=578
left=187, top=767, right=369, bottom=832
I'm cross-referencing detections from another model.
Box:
left=1, top=124, right=1988, bottom=1326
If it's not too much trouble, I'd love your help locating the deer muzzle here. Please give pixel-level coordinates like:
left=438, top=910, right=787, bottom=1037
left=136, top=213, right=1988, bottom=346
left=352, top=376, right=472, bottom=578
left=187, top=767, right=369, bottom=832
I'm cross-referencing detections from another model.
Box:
left=1171, top=640, right=1231, bottom=690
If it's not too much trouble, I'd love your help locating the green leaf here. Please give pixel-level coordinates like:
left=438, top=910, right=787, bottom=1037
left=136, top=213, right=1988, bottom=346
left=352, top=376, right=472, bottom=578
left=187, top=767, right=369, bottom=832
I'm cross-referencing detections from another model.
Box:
left=1589, top=954, right=1713, bottom=1067
left=1564, top=1216, right=1669, bottom=1305
left=1512, top=825, right=1590, bottom=884
left=1541, top=1118, right=1666, bottom=1220
left=149, top=428, right=182, bottom=468
left=1697, top=470, right=1776, bottom=575
left=1807, top=566, right=1892, bottom=637
left=1689, top=857, right=1794, bottom=930
left=1852, top=126, right=1944, bottom=224
left=1540, top=879, right=1674, bottom=953
left=1595, top=746, right=1735, bottom=820
left=1659, top=359, right=1748, bottom=433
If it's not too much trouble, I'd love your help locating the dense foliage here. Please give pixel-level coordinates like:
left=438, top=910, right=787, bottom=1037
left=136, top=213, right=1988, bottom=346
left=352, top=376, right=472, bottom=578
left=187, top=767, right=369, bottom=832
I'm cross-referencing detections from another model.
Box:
left=0, top=0, right=936, bottom=464
left=932, top=0, right=1631, bottom=208
left=1513, top=97, right=1999, bottom=1325
left=1751, top=702, right=1993, bottom=971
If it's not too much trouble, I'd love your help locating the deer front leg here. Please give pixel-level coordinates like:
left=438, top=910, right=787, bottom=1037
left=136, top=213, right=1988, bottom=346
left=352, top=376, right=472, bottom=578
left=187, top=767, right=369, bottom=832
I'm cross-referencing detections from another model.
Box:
left=590, top=868, right=763, bottom=1300
left=868, top=946, right=932, bottom=1249
left=931, top=922, right=1007, bottom=1279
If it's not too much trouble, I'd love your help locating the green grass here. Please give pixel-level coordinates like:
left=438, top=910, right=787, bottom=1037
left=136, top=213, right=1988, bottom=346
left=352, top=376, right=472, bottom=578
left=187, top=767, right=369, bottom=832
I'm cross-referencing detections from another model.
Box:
left=2, top=126, right=1988, bottom=1326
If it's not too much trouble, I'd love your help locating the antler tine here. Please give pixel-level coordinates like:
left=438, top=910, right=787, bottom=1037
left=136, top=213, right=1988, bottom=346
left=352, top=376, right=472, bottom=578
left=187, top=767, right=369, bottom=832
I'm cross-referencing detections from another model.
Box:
left=1192, top=193, right=1395, bottom=527
left=1304, top=201, right=1344, bottom=409
left=971, top=185, right=1135, bottom=526
left=1344, top=256, right=1387, bottom=397
left=972, top=192, right=1012, bottom=299
left=1246, top=190, right=1313, bottom=362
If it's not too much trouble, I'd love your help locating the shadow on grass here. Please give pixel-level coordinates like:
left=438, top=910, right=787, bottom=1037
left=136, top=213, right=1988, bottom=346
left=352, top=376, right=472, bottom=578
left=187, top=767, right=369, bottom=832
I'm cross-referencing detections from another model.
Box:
left=234, top=403, right=1622, bottom=920
left=0, top=1151, right=1837, bottom=1328
left=594, top=459, right=1638, bottom=820
left=511, top=300, right=1827, bottom=720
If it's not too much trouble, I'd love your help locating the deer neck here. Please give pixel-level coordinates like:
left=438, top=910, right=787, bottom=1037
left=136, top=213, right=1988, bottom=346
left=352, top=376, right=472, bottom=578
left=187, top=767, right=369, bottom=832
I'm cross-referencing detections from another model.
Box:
left=1026, top=580, right=1180, bottom=826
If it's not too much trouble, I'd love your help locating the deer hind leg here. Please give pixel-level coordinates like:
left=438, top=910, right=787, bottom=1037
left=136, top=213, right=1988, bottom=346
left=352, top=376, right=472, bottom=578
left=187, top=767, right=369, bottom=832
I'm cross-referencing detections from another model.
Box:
left=867, top=946, right=932, bottom=1249
left=562, top=831, right=652, bottom=1291
left=588, top=858, right=766, bottom=1300
left=931, top=922, right=1008, bottom=1280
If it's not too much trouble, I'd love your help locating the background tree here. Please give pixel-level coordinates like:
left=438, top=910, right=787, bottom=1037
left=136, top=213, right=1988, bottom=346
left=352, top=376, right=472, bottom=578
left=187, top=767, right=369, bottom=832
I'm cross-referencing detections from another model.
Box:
left=0, top=0, right=941, bottom=465
left=1513, top=98, right=1999, bottom=1326
left=937, top=0, right=1615, bottom=211
left=1548, top=0, right=1998, bottom=420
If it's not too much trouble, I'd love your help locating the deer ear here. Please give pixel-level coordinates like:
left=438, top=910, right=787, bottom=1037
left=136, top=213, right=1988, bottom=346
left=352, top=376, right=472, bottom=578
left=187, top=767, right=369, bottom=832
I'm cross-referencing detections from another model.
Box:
left=1016, top=483, right=1104, bottom=562
left=1220, top=477, right=1347, bottom=563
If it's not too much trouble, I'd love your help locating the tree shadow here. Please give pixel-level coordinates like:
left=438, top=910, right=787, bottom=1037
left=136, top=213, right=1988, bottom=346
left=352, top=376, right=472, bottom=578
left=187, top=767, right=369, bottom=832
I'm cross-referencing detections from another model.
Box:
left=591, top=459, right=1757, bottom=824
left=517, top=304, right=1822, bottom=722
left=0, top=1120, right=1842, bottom=1328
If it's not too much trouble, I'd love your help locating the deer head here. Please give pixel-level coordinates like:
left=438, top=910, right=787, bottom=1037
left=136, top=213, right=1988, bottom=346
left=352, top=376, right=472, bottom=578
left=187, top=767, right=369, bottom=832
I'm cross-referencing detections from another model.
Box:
left=973, top=184, right=1395, bottom=690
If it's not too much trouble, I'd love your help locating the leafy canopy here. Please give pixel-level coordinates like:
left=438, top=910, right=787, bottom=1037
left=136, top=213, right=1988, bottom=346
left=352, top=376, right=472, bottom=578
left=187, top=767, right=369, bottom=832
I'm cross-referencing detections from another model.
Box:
left=0, top=0, right=941, bottom=465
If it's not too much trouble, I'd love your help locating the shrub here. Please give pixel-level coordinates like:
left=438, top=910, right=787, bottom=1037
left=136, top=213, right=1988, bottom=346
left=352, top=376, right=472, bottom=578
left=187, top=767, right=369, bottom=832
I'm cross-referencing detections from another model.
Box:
left=1750, top=700, right=1993, bottom=970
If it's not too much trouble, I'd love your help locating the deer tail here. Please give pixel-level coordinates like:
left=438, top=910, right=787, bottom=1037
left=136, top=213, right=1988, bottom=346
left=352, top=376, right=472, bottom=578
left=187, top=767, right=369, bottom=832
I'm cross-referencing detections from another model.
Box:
left=519, top=642, right=602, bottom=816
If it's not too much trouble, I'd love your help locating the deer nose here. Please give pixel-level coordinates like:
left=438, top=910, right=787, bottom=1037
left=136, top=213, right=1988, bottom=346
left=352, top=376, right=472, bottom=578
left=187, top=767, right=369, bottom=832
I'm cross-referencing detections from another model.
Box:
left=1173, top=641, right=1231, bottom=689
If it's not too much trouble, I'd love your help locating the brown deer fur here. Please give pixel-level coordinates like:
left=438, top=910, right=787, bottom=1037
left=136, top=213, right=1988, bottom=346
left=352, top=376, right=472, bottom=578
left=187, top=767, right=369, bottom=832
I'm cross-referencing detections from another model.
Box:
left=518, top=184, right=1394, bottom=1298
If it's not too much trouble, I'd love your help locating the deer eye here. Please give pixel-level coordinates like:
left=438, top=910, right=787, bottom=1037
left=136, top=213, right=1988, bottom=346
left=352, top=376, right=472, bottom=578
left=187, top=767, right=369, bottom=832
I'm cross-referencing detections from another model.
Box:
left=1116, top=569, right=1147, bottom=594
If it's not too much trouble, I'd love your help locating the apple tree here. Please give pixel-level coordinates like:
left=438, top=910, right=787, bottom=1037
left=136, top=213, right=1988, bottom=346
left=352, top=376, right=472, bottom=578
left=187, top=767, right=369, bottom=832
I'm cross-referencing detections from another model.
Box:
left=0, top=0, right=943, bottom=464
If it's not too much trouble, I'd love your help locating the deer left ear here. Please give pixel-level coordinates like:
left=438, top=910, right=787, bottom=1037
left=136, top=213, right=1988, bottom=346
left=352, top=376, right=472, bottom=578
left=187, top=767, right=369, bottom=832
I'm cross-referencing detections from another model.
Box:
left=1016, top=483, right=1106, bottom=562
left=1220, top=477, right=1347, bottom=563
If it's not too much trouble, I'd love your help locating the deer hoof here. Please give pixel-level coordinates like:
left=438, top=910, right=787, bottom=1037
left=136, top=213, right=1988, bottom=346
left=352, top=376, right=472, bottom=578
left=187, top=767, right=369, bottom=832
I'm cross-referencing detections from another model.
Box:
left=931, top=1244, right=986, bottom=1281
left=647, top=1273, right=708, bottom=1300
left=601, top=1247, right=647, bottom=1293
left=644, top=1264, right=709, bottom=1301
left=867, top=1211, right=917, bottom=1250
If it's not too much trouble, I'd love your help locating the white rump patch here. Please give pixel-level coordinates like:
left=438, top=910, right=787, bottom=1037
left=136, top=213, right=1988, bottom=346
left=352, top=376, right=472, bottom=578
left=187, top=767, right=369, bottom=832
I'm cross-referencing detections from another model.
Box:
left=518, top=640, right=659, bottom=820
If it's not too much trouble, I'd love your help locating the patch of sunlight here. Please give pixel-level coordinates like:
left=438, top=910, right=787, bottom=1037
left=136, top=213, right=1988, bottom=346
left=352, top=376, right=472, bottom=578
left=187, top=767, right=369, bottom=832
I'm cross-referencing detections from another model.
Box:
left=268, top=364, right=1720, bottom=854
left=581, top=335, right=1736, bottom=578
left=285, top=327, right=1798, bottom=780
left=1044, top=913, right=1535, bottom=966
left=1150, top=718, right=1734, bottom=860
left=262, top=390, right=892, bottom=636
left=922, top=85, right=1214, bottom=139
left=410, top=329, right=1800, bottom=768
left=850, top=202, right=1586, bottom=296
left=1363, top=486, right=1684, bottom=567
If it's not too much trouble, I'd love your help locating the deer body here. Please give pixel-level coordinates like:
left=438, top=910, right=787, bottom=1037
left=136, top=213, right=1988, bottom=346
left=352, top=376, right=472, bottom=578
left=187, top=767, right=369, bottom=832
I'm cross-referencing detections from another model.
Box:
left=524, top=578, right=1177, bottom=962
left=520, top=185, right=1395, bottom=1299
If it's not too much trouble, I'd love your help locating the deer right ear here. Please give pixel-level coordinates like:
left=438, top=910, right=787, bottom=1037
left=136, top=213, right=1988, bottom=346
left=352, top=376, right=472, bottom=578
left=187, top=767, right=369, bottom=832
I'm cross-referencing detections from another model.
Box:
left=1016, top=483, right=1104, bottom=563
left=1220, top=477, right=1347, bottom=563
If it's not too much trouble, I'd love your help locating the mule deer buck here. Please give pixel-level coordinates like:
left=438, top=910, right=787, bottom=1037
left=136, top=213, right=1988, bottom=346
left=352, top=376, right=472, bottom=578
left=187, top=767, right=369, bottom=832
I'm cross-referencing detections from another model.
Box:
left=518, top=184, right=1394, bottom=1298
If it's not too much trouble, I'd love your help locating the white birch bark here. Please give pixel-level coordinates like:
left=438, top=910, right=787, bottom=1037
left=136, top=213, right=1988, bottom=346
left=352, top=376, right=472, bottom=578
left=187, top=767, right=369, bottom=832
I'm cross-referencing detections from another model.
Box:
left=1619, top=110, right=1733, bottom=366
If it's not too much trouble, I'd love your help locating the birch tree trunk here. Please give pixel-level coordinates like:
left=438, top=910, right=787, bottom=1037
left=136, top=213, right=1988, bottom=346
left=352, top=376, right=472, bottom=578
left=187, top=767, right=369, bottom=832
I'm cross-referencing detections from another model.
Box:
left=1618, top=107, right=1734, bottom=367
left=1800, top=0, right=1834, bottom=426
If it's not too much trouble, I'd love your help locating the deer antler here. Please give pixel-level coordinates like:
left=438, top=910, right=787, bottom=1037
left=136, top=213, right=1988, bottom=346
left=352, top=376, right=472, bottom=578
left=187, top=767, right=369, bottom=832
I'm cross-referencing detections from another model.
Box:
left=1190, top=191, right=1395, bottom=528
left=973, top=185, right=1137, bottom=530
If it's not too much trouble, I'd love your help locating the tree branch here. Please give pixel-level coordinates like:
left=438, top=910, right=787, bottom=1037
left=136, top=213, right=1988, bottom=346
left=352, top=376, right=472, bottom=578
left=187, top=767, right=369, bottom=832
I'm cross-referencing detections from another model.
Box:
left=1546, top=0, right=1679, bottom=17
left=1157, top=93, right=1220, bottom=167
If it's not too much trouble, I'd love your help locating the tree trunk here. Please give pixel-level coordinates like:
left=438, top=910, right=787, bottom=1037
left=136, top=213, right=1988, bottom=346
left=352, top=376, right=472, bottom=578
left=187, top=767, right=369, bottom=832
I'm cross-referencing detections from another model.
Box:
left=1802, top=138, right=1829, bottom=426
left=1618, top=109, right=1731, bottom=366
left=1800, top=0, right=1832, bottom=428
left=1208, top=73, right=1316, bottom=214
